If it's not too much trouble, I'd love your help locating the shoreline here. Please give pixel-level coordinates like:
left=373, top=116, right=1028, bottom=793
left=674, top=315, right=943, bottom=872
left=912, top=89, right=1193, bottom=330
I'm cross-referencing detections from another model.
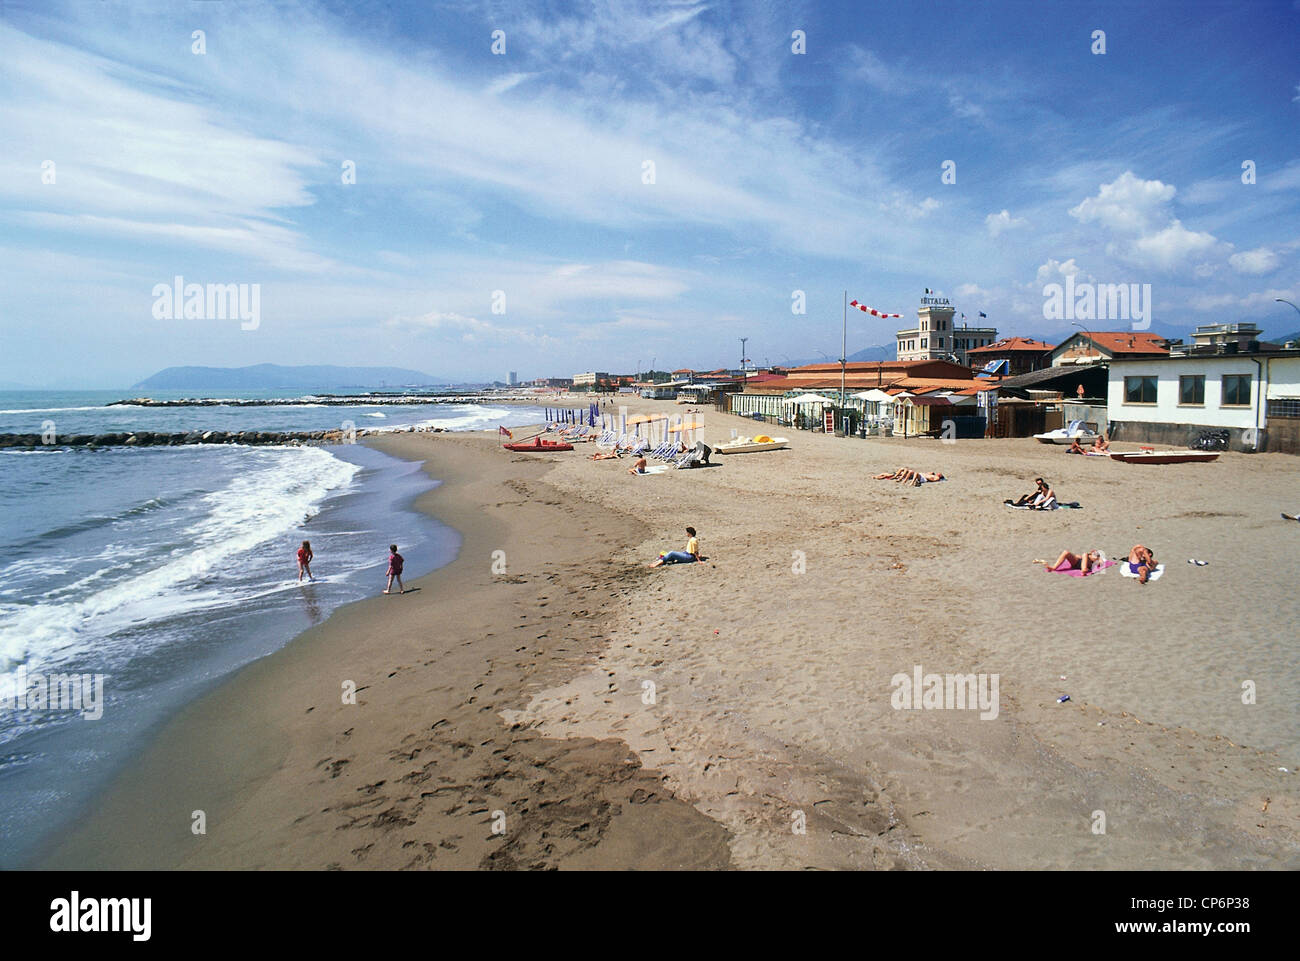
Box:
left=37, top=409, right=1300, bottom=870
left=41, top=429, right=730, bottom=869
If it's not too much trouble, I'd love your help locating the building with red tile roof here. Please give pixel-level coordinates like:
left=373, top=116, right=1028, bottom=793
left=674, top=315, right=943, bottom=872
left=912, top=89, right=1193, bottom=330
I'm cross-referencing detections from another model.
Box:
left=967, top=337, right=1056, bottom=376
left=1049, top=331, right=1169, bottom=366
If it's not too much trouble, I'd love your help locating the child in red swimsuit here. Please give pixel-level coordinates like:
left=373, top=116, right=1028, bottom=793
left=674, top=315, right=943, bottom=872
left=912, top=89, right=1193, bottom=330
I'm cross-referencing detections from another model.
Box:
left=384, top=544, right=405, bottom=594
left=296, top=540, right=314, bottom=582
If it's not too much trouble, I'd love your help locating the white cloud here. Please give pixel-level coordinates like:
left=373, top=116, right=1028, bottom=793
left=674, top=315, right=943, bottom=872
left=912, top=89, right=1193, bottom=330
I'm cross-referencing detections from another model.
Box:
left=985, top=209, right=1026, bottom=237
left=1125, top=220, right=1219, bottom=271
left=1228, top=246, right=1280, bottom=275
left=486, top=73, right=536, bottom=95
left=1069, top=171, right=1175, bottom=233
left=1035, top=258, right=1090, bottom=286
left=1189, top=287, right=1297, bottom=312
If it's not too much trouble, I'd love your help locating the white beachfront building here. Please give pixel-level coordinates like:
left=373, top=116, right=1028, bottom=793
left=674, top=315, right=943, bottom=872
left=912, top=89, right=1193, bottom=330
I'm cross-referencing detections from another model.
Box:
left=1107, top=345, right=1300, bottom=453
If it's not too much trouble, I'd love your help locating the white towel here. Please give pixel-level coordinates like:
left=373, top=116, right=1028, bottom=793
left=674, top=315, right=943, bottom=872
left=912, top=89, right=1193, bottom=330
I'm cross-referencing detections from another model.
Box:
left=1120, top=562, right=1164, bottom=581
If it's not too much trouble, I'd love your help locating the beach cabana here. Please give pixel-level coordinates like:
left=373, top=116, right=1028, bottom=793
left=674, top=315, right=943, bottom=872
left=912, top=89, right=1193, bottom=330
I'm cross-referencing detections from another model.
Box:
left=781, top=393, right=833, bottom=431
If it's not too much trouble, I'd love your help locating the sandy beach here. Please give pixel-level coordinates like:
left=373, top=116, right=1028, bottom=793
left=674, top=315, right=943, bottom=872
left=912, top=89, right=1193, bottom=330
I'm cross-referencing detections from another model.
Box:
left=43, top=400, right=1300, bottom=870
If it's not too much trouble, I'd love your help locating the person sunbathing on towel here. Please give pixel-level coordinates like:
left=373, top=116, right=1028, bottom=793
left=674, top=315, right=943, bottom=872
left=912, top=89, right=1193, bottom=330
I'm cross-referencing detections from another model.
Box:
left=1035, top=549, right=1102, bottom=573
left=1067, top=438, right=1086, bottom=454
left=1007, top=477, right=1053, bottom=507
left=627, top=456, right=648, bottom=474
left=1127, top=544, right=1157, bottom=584
left=590, top=450, right=621, bottom=460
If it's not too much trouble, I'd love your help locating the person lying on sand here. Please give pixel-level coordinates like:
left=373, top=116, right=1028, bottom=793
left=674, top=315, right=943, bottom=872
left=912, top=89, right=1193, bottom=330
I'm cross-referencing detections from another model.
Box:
left=649, top=527, right=701, bottom=567
left=627, top=456, right=648, bottom=475
left=590, top=450, right=621, bottom=460
left=873, top=468, right=944, bottom=485
left=1067, top=438, right=1086, bottom=454
left=1034, top=549, right=1102, bottom=573
left=1126, top=544, right=1157, bottom=583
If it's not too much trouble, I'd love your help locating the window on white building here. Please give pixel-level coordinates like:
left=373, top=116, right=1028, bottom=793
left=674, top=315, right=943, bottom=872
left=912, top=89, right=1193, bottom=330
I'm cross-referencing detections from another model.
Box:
left=1222, top=374, right=1251, bottom=407
left=1124, top=376, right=1157, bottom=404
left=1179, top=375, right=1205, bottom=405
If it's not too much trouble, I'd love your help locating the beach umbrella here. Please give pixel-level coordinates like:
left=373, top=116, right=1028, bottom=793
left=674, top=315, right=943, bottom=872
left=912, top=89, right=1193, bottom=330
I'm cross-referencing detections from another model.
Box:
left=782, top=393, right=832, bottom=405
left=667, top=421, right=704, bottom=431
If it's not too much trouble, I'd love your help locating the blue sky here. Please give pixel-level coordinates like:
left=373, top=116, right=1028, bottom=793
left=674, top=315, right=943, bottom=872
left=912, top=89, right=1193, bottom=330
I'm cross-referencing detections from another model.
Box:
left=1, top=0, right=1298, bottom=386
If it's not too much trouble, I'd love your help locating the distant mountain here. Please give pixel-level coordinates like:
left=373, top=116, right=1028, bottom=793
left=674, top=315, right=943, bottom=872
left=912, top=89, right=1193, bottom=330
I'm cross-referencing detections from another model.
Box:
left=132, top=364, right=443, bottom=391
left=846, top=346, right=895, bottom=362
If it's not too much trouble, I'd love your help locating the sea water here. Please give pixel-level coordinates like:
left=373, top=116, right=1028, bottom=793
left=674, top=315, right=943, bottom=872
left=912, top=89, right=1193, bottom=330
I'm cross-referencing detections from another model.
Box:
left=0, top=390, right=548, bottom=866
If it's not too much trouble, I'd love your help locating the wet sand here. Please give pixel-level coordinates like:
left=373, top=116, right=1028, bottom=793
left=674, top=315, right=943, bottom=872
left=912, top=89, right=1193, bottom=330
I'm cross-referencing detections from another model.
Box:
left=43, top=401, right=1300, bottom=869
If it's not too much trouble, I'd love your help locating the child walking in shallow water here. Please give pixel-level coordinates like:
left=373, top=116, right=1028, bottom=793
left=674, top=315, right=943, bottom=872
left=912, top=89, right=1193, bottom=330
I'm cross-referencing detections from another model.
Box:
left=296, top=540, right=314, bottom=582
left=384, top=544, right=405, bottom=594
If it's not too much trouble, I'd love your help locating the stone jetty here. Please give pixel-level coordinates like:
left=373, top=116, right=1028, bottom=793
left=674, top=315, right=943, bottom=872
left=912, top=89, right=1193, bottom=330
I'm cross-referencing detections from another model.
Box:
left=0, top=425, right=447, bottom=450
left=107, top=393, right=537, bottom=407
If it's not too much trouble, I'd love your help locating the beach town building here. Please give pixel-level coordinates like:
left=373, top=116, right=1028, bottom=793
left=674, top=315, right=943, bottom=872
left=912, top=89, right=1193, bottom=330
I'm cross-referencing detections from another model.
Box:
left=895, top=294, right=997, bottom=365
left=966, top=337, right=1055, bottom=377
left=572, top=371, right=609, bottom=387
left=1107, top=341, right=1300, bottom=453
left=1190, top=322, right=1263, bottom=349
left=529, top=377, right=573, bottom=389
left=1048, top=331, right=1169, bottom=366
left=726, top=359, right=996, bottom=436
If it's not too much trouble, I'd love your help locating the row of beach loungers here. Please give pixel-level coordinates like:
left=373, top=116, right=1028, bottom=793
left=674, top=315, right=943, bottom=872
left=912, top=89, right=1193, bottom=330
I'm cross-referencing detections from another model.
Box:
left=548, top=421, right=706, bottom=468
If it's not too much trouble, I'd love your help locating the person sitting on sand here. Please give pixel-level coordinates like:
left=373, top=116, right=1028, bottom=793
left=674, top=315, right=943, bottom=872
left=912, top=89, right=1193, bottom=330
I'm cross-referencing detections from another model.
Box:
left=296, top=540, right=314, bottom=582
left=627, top=456, right=648, bottom=474
left=1007, top=478, right=1050, bottom=507
left=649, top=527, right=701, bottom=567
left=1127, top=544, right=1157, bottom=584
left=1067, top=438, right=1086, bottom=454
left=1090, top=434, right=1111, bottom=453
left=1035, top=549, right=1102, bottom=573
left=384, top=544, right=406, bottom=594
left=1025, top=477, right=1056, bottom=508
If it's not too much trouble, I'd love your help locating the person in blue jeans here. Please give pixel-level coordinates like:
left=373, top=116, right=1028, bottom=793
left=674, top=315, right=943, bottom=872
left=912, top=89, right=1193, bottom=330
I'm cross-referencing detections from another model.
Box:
left=650, top=527, right=701, bottom=568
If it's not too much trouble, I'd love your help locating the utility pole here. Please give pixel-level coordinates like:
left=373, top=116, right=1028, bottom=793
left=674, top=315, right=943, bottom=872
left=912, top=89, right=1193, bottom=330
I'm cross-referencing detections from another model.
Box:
left=840, top=291, right=847, bottom=405
left=739, top=337, right=748, bottom=376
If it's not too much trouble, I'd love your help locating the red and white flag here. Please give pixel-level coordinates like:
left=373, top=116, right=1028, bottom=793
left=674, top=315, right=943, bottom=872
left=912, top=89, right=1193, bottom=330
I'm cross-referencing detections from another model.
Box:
left=499, top=426, right=512, bottom=439
left=850, top=300, right=901, bottom=319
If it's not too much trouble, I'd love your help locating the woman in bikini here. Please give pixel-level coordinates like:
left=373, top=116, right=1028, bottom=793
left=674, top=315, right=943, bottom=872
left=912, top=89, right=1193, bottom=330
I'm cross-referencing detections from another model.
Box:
left=1036, top=549, right=1102, bottom=573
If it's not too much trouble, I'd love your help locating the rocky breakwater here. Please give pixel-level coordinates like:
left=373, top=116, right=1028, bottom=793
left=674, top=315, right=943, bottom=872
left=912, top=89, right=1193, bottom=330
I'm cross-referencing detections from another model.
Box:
left=0, top=425, right=447, bottom=450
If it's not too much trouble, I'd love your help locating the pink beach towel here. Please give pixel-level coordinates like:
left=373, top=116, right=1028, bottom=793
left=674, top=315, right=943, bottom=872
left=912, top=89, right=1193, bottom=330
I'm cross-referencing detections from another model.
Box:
left=1048, top=558, right=1115, bottom=577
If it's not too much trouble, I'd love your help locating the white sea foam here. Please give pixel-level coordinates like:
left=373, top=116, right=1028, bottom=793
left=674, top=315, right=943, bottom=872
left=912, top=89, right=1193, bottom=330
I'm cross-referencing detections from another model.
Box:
left=0, top=446, right=360, bottom=676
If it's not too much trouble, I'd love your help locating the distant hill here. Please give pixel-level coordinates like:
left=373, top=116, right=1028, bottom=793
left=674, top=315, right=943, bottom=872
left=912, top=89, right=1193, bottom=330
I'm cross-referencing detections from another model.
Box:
left=132, top=364, right=443, bottom=391
left=846, top=346, right=895, bottom=363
